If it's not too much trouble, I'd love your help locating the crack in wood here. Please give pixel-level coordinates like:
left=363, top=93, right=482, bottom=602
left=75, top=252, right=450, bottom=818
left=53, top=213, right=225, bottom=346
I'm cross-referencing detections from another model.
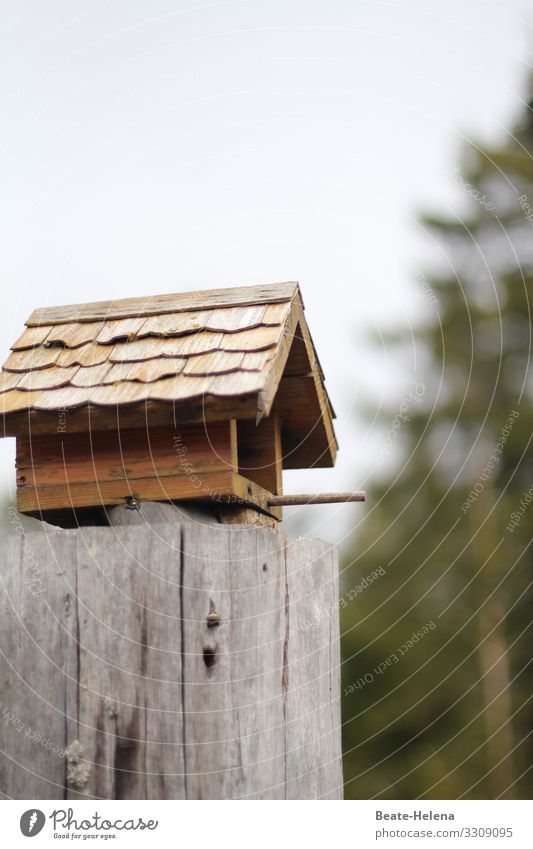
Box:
left=0, top=511, right=342, bottom=799
left=178, top=526, right=188, bottom=800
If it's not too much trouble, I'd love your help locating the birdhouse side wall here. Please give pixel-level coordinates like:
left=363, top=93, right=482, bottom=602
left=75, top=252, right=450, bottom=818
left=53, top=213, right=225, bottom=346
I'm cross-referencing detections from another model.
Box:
left=237, top=413, right=282, bottom=496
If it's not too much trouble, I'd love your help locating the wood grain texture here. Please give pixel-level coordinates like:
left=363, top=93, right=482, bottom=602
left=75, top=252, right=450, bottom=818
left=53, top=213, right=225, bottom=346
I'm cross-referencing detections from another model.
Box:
left=109, top=335, right=223, bottom=362
left=27, top=282, right=299, bottom=326
left=275, top=375, right=337, bottom=469
left=102, top=359, right=186, bottom=383
left=1, top=396, right=262, bottom=438
left=268, top=492, right=366, bottom=506
left=4, top=347, right=60, bottom=372
left=95, top=317, right=148, bottom=345
left=16, top=365, right=80, bottom=391
left=11, top=325, right=53, bottom=350
left=138, top=311, right=211, bottom=338
left=69, top=363, right=112, bottom=388
left=0, top=510, right=342, bottom=799
left=237, top=413, right=283, bottom=497
left=183, top=350, right=244, bottom=376
left=16, top=422, right=237, bottom=514
left=45, top=321, right=105, bottom=348
left=204, top=305, right=266, bottom=332
left=0, top=389, right=41, bottom=414
left=56, top=344, right=111, bottom=368
left=0, top=371, right=21, bottom=392
left=284, top=538, right=343, bottom=799
left=219, top=325, right=282, bottom=352
left=0, top=526, right=78, bottom=799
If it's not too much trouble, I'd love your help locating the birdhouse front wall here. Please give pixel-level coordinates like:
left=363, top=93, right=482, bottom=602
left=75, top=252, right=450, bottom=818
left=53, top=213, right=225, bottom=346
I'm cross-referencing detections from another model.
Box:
left=15, top=416, right=283, bottom=519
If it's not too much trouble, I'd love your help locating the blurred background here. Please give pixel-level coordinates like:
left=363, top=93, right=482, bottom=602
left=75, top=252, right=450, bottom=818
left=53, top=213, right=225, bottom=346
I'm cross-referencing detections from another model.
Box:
left=1, top=0, right=532, bottom=798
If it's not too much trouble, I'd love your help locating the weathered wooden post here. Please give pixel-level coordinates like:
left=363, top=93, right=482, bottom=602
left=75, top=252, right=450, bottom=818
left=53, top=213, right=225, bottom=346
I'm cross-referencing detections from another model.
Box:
left=0, top=282, right=361, bottom=799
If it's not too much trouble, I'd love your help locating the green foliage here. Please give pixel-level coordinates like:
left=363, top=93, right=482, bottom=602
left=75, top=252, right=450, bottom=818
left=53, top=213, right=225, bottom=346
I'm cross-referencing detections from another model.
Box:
left=342, top=96, right=533, bottom=799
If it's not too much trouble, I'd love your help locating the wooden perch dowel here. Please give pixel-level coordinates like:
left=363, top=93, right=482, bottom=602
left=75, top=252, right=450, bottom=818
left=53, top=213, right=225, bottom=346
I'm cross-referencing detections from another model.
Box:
left=268, top=491, right=366, bottom=507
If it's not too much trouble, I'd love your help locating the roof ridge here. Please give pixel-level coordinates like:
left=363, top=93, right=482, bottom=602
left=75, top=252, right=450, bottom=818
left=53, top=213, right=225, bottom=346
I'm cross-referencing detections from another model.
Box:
left=26, top=281, right=301, bottom=327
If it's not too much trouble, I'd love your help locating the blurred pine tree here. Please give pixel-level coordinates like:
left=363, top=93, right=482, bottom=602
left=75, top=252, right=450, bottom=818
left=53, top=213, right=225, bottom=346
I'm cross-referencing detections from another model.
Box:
left=341, top=91, right=533, bottom=800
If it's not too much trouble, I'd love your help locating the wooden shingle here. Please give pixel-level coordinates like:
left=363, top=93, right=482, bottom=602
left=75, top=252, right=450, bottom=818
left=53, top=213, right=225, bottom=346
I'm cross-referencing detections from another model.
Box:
left=44, top=321, right=105, bottom=348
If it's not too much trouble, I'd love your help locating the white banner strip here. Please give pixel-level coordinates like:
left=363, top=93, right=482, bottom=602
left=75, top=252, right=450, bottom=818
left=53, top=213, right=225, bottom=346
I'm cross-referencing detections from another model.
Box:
left=2, top=799, right=532, bottom=848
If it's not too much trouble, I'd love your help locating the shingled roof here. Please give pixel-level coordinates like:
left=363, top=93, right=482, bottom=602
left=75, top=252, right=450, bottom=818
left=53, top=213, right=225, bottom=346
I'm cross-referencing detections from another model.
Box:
left=0, top=282, right=337, bottom=467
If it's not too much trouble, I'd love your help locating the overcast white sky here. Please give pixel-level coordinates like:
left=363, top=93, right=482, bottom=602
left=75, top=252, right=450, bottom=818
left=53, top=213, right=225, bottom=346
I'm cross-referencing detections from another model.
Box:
left=0, top=0, right=530, bottom=541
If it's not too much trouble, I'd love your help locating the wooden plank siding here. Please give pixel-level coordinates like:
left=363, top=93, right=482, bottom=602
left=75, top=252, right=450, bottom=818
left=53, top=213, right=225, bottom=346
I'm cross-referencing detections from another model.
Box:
left=15, top=422, right=237, bottom=514
left=14, top=418, right=282, bottom=518
left=237, top=414, right=283, bottom=496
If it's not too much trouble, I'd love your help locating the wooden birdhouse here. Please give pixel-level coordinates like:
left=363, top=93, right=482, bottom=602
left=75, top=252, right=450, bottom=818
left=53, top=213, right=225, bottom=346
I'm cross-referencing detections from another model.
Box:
left=0, top=282, right=355, bottom=524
